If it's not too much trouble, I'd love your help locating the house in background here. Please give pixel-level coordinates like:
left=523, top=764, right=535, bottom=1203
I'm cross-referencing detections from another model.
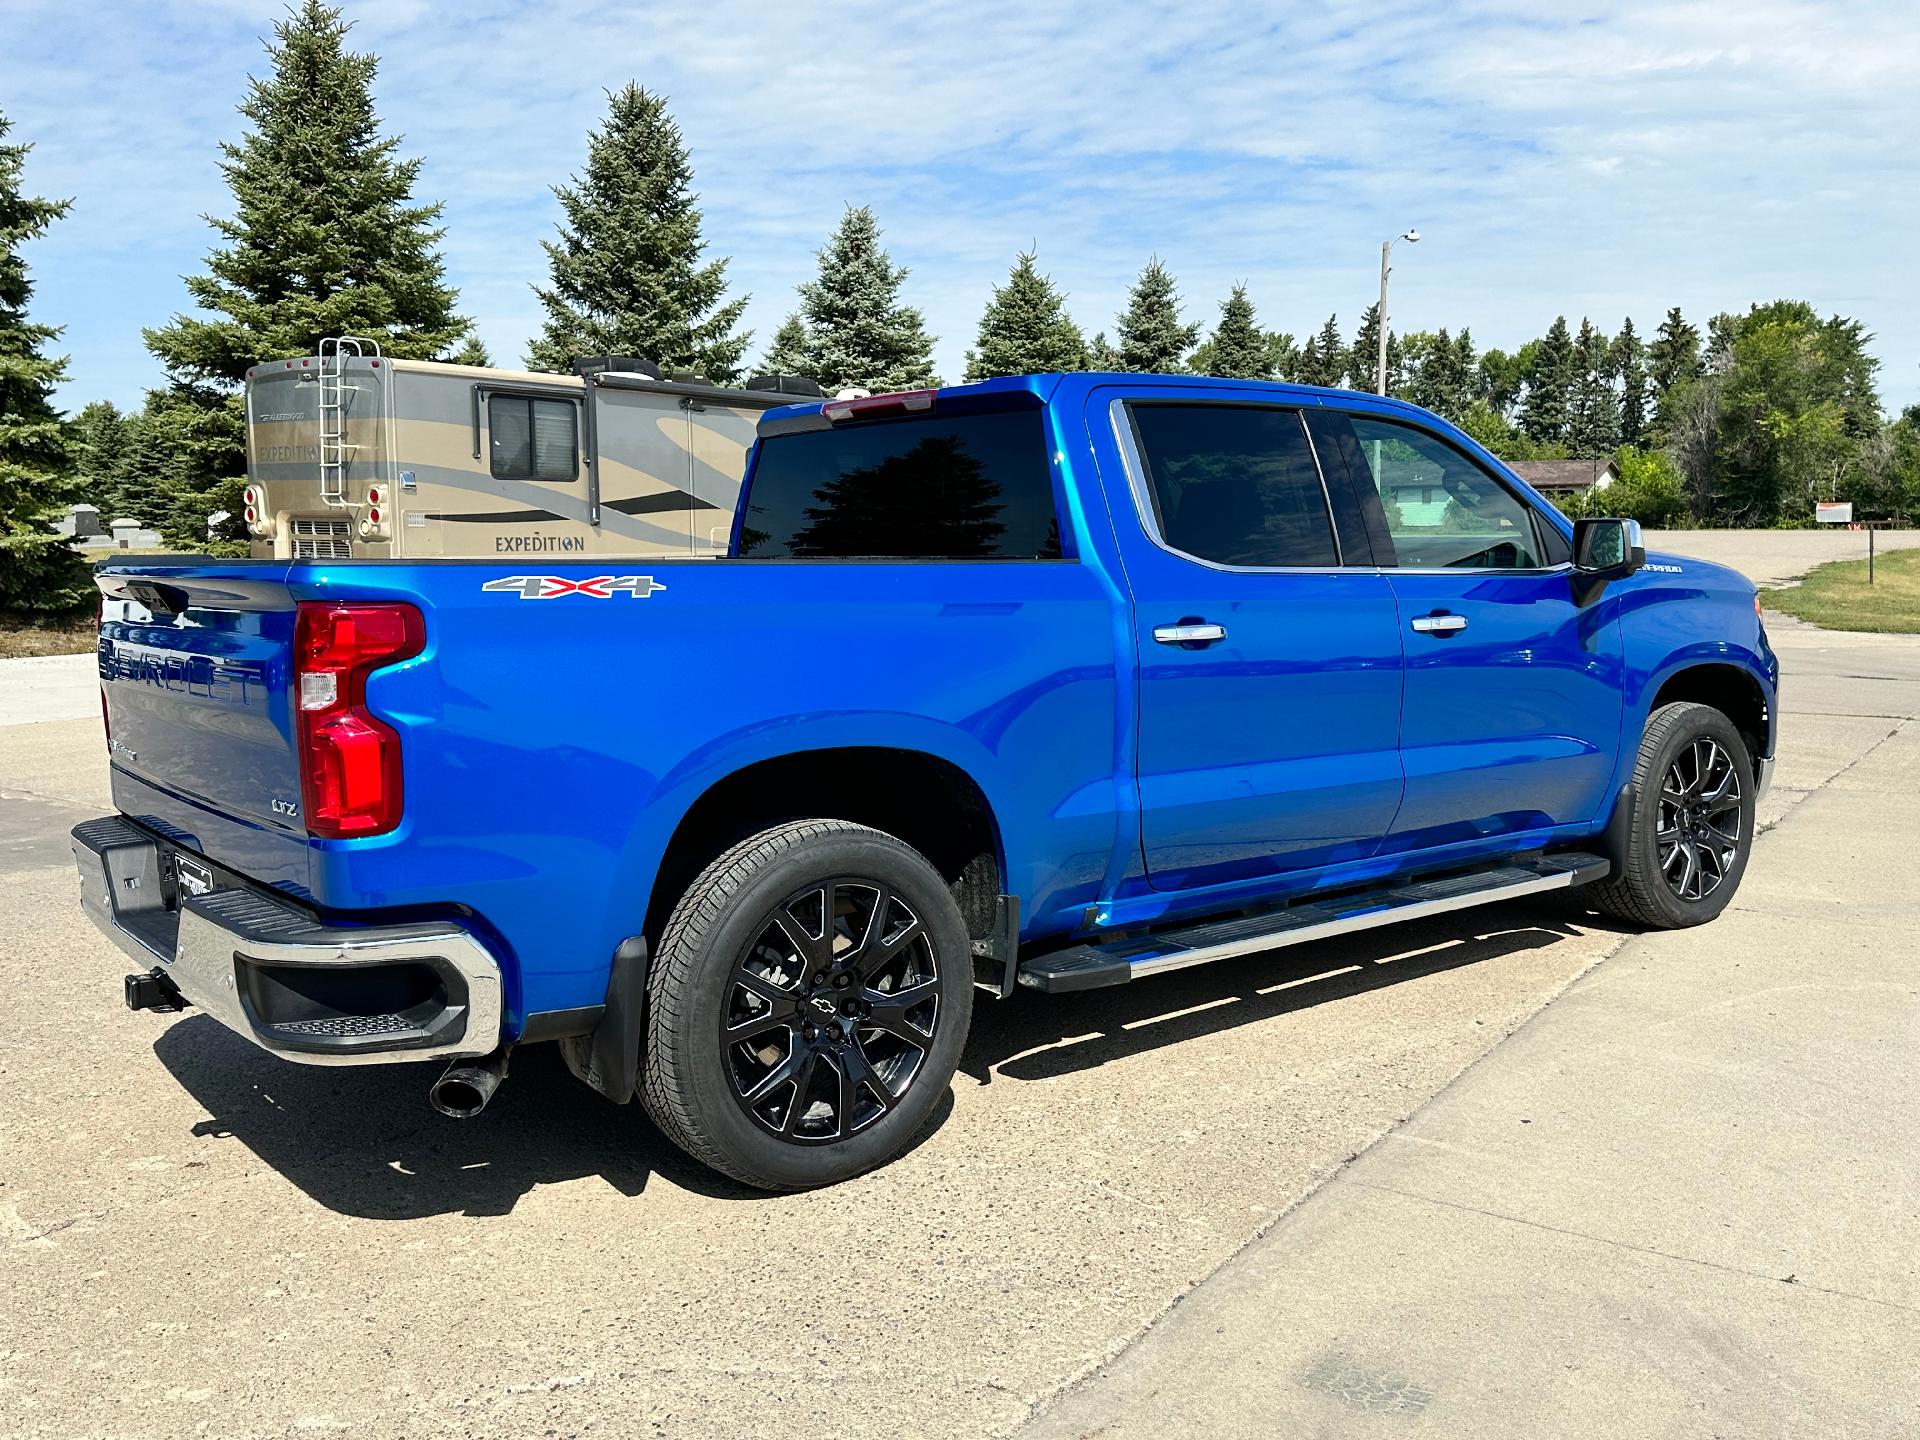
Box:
left=1505, top=458, right=1620, bottom=496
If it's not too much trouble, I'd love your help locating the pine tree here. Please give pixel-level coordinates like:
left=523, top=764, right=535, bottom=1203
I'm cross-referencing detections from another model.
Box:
left=758, top=313, right=810, bottom=376
left=1349, top=305, right=1401, bottom=395
left=1265, top=331, right=1300, bottom=382
left=72, top=401, right=127, bottom=517
left=964, top=249, right=1087, bottom=380
left=1614, top=317, right=1648, bottom=445
left=1647, top=306, right=1701, bottom=432
left=1194, top=283, right=1271, bottom=379
left=1568, top=317, right=1621, bottom=455
left=1520, top=316, right=1576, bottom=445
left=1297, top=313, right=1346, bottom=388
left=143, top=0, right=468, bottom=552
left=0, top=109, right=91, bottom=617
left=445, top=335, right=491, bottom=367
left=1087, top=332, right=1117, bottom=369
left=1112, top=258, right=1199, bottom=373
left=527, top=84, right=747, bottom=380
left=782, top=207, right=936, bottom=393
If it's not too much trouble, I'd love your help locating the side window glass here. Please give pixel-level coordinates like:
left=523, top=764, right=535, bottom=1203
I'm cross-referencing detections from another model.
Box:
left=488, top=395, right=578, bottom=481
left=1129, top=404, right=1337, bottom=568
left=1342, top=416, right=1543, bottom=569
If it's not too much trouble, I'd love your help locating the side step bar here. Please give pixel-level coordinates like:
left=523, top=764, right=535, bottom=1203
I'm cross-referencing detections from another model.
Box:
left=1019, top=852, right=1609, bottom=994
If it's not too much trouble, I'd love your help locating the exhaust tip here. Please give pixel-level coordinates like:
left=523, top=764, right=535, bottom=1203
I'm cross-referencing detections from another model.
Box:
left=429, top=1049, right=509, bottom=1119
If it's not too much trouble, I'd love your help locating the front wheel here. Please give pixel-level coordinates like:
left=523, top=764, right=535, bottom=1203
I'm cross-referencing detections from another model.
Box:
left=641, top=820, right=975, bottom=1190
left=1589, top=701, right=1756, bottom=929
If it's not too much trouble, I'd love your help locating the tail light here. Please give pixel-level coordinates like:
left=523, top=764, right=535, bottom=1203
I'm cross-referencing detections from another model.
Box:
left=821, top=389, right=936, bottom=423
left=293, top=602, right=425, bottom=838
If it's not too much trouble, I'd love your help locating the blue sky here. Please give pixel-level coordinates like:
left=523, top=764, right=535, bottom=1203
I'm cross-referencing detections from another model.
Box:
left=6, top=0, right=1919, bottom=413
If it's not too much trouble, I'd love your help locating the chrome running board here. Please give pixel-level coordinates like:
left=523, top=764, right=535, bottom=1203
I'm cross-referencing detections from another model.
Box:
left=1018, top=851, right=1609, bottom=994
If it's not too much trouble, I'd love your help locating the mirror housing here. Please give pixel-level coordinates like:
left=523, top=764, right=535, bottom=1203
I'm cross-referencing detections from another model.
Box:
left=1570, top=517, right=1645, bottom=605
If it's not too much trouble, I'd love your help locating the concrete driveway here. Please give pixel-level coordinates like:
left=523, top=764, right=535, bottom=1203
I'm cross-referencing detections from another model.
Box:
left=1, top=541, right=1913, bottom=1438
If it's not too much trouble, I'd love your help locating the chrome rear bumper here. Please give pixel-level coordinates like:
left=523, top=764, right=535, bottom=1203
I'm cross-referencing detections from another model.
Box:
left=72, top=815, right=502, bottom=1066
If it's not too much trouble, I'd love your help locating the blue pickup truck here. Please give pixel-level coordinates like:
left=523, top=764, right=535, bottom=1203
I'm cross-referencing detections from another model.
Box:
left=75, top=372, right=1776, bottom=1189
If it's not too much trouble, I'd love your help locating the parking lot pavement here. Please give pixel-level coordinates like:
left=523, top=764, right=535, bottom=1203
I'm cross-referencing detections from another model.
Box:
left=1019, top=629, right=1920, bottom=1440
left=1646, top=527, right=1920, bottom=589
left=0, top=613, right=1908, bottom=1440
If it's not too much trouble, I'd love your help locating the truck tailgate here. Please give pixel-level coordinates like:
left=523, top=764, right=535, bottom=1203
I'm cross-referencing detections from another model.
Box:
left=97, top=565, right=304, bottom=841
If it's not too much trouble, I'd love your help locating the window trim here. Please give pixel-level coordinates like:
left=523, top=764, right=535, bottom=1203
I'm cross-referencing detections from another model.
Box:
left=1111, top=397, right=1348, bottom=574
left=1320, top=407, right=1568, bottom=576
left=478, top=387, right=582, bottom=483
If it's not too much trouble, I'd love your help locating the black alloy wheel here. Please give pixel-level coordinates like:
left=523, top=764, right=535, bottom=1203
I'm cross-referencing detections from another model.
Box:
left=1657, top=736, right=1744, bottom=902
left=721, top=879, right=942, bottom=1143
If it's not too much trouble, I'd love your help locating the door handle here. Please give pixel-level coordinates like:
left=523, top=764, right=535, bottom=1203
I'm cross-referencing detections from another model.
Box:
left=1410, top=613, right=1468, bottom=635
left=1153, top=621, right=1228, bottom=646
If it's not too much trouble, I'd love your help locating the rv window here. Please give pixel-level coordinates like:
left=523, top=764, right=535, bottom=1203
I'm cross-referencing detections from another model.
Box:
left=488, top=394, right=578, bottom=482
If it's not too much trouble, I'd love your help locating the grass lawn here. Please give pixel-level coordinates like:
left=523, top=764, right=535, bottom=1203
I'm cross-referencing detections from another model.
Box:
left=1766, top=546, right=1920, bottom=633
left=0, top=616, right=97, bottom=658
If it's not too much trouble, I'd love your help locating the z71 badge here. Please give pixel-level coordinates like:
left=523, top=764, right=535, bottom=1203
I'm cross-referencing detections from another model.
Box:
left=482, top=575, right=668, bottom=600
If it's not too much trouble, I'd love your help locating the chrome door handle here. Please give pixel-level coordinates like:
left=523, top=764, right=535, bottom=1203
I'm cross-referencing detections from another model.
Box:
left=1153, top=622, right=1227, bottom=646
left=1410, top=613, right=1468, bottom=635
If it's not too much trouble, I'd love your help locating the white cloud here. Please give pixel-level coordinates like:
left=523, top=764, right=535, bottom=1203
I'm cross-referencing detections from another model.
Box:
left=7, top=0, right=1919, bottom=408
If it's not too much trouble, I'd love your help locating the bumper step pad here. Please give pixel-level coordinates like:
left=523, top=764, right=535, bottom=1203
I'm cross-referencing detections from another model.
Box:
left=1019, top=851, right=1608, bottom=994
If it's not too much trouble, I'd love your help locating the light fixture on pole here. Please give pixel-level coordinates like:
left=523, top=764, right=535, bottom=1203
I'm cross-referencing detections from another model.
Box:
left=1377, top=228, right=1419, bottom=395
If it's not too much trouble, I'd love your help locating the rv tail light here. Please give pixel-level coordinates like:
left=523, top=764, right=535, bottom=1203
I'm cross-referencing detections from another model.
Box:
left=293, top=602, right=424, bottom=838
left=245, top=506, right=258, bottom=524
left=821, top=388, right=936, bottom=423
left=367, top=507, right=381, bottom=524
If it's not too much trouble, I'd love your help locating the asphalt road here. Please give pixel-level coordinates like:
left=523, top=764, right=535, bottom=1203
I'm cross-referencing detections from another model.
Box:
left=1, top=543, right=1911, bottom=1438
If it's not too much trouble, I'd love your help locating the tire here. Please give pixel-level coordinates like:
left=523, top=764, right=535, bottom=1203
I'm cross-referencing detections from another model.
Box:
left=641, top=819, right=975, bottom=1191
left=1588, top=702, right=1756, bottom=929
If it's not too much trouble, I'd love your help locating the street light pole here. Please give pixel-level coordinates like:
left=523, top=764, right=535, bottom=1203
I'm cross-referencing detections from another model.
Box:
left=1376, top=228, right=1419, bottom=396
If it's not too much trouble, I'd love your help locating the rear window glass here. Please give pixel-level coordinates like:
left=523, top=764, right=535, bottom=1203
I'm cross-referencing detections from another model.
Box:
left=737, top=409, right=1062, bottom=559
left=1130, top=404, right=1337, bottom=568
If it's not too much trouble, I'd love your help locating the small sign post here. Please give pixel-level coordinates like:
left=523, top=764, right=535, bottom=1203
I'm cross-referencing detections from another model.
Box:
left=1815, top=501, right=1869, bottom=584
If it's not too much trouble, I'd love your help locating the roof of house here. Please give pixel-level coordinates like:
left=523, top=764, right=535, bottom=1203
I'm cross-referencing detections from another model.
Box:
left=1505, top=458, right=1620, bottom=491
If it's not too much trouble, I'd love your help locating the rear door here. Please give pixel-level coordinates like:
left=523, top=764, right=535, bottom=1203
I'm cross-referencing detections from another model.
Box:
left=1312, top=409, right=1623, bottom=848
left=1105, top=393, right=1406, bottom=893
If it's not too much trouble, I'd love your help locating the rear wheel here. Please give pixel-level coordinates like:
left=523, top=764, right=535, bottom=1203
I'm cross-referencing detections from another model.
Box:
left=641, top=820, right=974, bottom=1190
left=1590, top=702, right=1755, bottom=928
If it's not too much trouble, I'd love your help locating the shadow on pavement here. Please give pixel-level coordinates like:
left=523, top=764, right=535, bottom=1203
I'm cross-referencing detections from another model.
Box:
left=962, top=897, right=1595, bottom=1085
left=150, top=896, right=1600, bottom=1218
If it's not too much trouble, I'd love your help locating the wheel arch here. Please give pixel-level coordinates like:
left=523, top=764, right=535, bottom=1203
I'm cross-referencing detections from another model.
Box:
left=637, top=745, right=1009, bottom=957
left=1646, top=660, right=1772, bottom=767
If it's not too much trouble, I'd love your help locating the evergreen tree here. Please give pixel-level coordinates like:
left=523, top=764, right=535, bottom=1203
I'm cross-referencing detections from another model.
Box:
left=758, top=313, right=810, bottom=376
left=1614, top=317, right=1648, bottom=445
left=1451, top=329, right=1482, bottom=412
left=0, top=109, right=91, bottom=617
left=1568, top=317, right=1621, bottom=455
left=1265, top=330, right=1301, bottom=382
left=143, top=0, right=468, bottom=552
left=781, top=206, right=936, bottom=393
left=72, top=401, right=131, bottom=517
left=1112, top=258, right=1199, bottom=373
left=1297, top=313, right=1346, bottom=388
left=1647, top=306, right=1701, bottom=432
left=1519, top=316, right=1576, bottom=445
left=527, top=84, right=747, bottom=380
left=964, top=249, right=1086, bottom=380
left=1349, top=304, right=1405, bottom=395
left=445, top=335, right=491, bottom=367
left=1086, top=332, right=1117, bottom=369
left=1192, top=283, right=1270, bottom=379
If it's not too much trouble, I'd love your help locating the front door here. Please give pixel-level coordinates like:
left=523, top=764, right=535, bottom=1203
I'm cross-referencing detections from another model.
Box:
left=1110, top=396, right=1407, bottom=893
left=1314, top=408, right=1624, bottom=851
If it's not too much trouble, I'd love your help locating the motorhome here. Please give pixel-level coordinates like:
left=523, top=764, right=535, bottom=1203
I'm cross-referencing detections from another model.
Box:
left=242, top=338, right=818, bottom=560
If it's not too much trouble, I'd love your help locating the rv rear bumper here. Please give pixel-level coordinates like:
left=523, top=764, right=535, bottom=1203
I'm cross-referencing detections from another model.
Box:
left=72, top=815, right=503, bottom=1066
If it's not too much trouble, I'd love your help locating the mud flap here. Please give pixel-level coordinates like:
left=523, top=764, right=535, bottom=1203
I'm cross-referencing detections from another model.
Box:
left=559, top=936, right=647, bottom=1104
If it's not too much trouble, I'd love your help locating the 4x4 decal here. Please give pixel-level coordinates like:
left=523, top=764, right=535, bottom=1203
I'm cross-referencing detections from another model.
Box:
left=482, top=575, right=668, bottom=600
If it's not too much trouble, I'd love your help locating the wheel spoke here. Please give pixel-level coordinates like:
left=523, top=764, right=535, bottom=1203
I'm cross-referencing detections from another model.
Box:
left=865, top=978, right=938, bottom=1042
left=771, top=903, right=829, bottom=980
left=780, top=1050, right=822, bottom=1136
left=743, top=1044, right=807, bottom=1105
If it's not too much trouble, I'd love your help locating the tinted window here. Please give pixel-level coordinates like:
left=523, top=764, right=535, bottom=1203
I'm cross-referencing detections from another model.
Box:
left=489, top=394, right=578, bottom=482
left=1340, top=416, right=1543, bottom=569
left=1130, top=404, right=1337, bottom=568
left=738, top=408, right=1061, bottom=559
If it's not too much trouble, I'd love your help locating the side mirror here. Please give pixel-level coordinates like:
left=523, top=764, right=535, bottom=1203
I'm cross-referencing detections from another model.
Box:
left=1570, top=517, right=1645, bottom=605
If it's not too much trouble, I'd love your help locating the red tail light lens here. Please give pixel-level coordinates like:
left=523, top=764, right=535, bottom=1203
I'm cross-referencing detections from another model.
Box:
left=821, top=388, right=936, bottom=423
left=293, top=602, right=425, bottom=838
